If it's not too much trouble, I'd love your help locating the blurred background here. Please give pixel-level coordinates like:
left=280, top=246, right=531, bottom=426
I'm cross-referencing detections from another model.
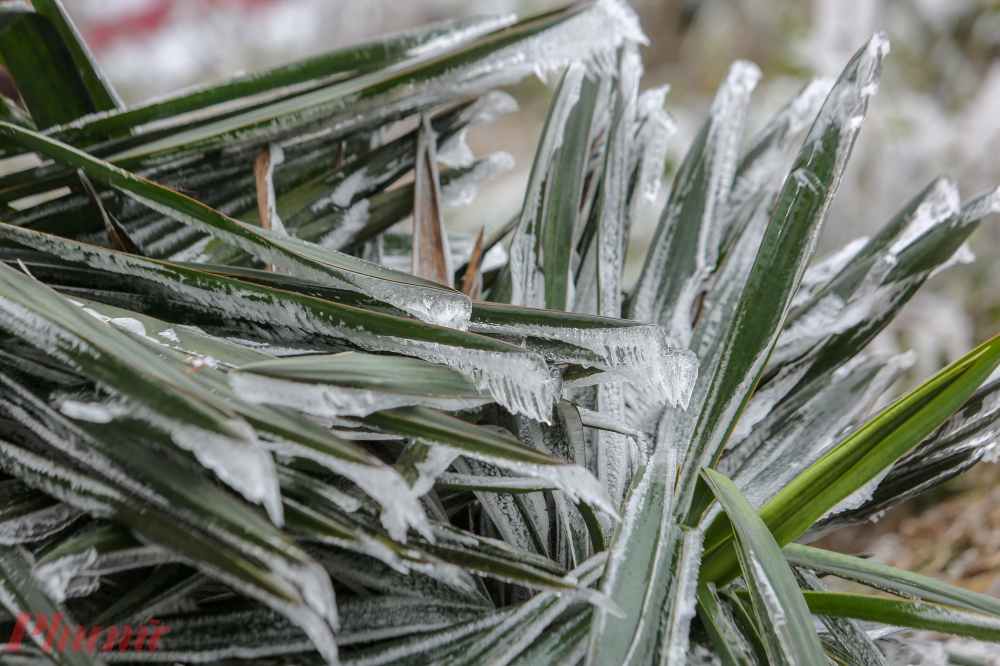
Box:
left=41, top=0, right=1000, bottom=606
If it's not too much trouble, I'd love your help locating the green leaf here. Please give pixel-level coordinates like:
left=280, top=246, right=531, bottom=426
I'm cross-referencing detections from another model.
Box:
left=680, top=34, right=889, bottom=528
left=0, top=230, right=557, bottom=423
left=46, top=13, right=518, bottom=146
left=0, top=4, right=96, bottom=128
left=30, top=0, right=121, bottom=112
left=0, top=121, right=471, bottom=329
left=808, top=377, right=1000, bottom=539
left=793, top=565, right=889, bottom=666
left=0, top=260, right=283, bottom=522
left=0, top=545, right=97, bottom=666
left=508, top=63, right=597, bottom=310
left=785, top=543, right=1000, bottom=617
left=799, top=591, right=1000, bottom=643
left=702, top=333, right=1000, bottom=585
left=700, top=468, right=826, bottom=666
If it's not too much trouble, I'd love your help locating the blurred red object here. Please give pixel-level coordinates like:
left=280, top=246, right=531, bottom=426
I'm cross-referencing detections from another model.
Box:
left=78, top=0, right=281, bottom=54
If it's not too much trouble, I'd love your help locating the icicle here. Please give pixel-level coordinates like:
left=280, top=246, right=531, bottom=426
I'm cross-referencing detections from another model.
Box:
left=438, top=92, right=519, bottom=168
left=441, top=151, right=515, bottom=206
left=229, top=373, right=493, bottom=419
left=428, top=442, right=618, bottom=520
left=628, top=85, right=676, bottom=213
left=469, top=318, right=699, bottom=409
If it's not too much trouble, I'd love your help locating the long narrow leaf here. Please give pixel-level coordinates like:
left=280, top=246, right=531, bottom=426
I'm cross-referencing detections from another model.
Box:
left=700, top=468, right=826, bottom=665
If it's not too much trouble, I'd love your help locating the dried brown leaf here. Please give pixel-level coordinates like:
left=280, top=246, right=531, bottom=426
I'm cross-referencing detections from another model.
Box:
left=411, top=113, right=452, bottom=287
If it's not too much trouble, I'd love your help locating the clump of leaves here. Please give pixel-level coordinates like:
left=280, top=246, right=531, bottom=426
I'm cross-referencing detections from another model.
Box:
left=0, top=1, right=998, bottom=664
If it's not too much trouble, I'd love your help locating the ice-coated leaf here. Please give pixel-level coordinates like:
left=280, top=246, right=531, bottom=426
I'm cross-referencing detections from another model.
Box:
left=130, top=596, right=490, bottom=661
left=74, top=305, right=433, bottom=542
left=680, top=34, right=890, bottom=527
left=309, top=153, right=513, bottom=253
left=92, top=564, right=203, bottom=627
left=450, top=553, right=607, bottom=666
left=700, top=468, right=826, bottom=666
left=0, top=122, right=473, bottom=331
left=99, top=0, right=647, bottom=165
left=628, top=59, right=761, bottom=345
left=0, top=481, right=81, bottom=545
left=508, top=62, right=590, bottom=309
left=625, top=77, right=830, bottom=438
left=0, top=544, right=97, bottom=666
left=509, top=606, right=592, bottom=666
left=230, top=352, right=493, bottom=419
left=252, top=92, right=516, bottom=232
left=360, top=407, right=619, bottom=519
left=659, top=525, right=706, bottom=666
left=43, top=12, right=518, bottom=146
left=808, top=376, right=1000, bottom=539
left=32, top=524, right=175, bottom=602
left=626, top=84, right=676, bottom=221
left=587, top=448, right=683, bottom=666
left=0, top=370, right=341, bottom=663
left=745, top=185, right=1000, bottom=448
left=718, top=352, right=911, bottom=510
left=451, top=457, right=543, bottom=556
left=0, top=261, right=283, bottom=523
left=596, top=42, right=642, bottom=321
left=769, top=176, right=962, bottom=378
left=340, top=607, right=516, bottom=666
left=0, top=227, right=558, bottom=422
left=696, top=582, right=761, bottom=666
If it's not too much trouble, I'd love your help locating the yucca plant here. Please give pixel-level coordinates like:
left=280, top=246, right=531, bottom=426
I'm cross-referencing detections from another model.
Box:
left=0, top=0, right=999, bottom=664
